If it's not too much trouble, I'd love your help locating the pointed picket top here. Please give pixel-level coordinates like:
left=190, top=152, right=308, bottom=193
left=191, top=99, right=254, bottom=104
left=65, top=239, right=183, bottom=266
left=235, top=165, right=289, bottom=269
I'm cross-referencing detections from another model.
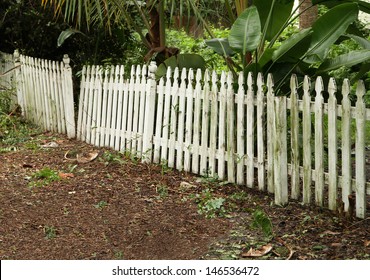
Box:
left=128, top=65, right=135, bottom=83
left=141, top=63, right=147, bottom=75
left=356, top=80, right=365, bottom=102
left=342, top=78, right=350, bottom=98
left=237, top=72, right=244, bottom=90
left=211, top=70, right=218, bottom=89
left=315, top=76, right=324, bottom=99
left=158, top=74, right=165, bottom=88
left=220, top=71, right=227, bottom=89
left=257, top=72, right=264, bottom=92
left=267, top=73, right=274, bottom=96
left=303, top=75, right=311, bottom=95
left=247, top=72, right=254, bottom=94
left=195, top=68, right=202, bottom=83
left=204, top=69, right=210, bottom=82
left=165, top=66, right=173, bottom=87
left=328, top=78, right=337, bottom=99
left=135, top=64, right=142, bottom=83
left=119, top=65, right=125, bottom=80
left=187, top=68, right=194, bottom=88
left=290, top=74, right=298, bottom=95
left=227, top=71, right=233, bottom=88
left=114, top=65, right=120, bottom=80
left=180, top=67, right=187, bottom=82
left=211, top=70, right=218, bottom=83
left=173, top=67, right=180, bottom=84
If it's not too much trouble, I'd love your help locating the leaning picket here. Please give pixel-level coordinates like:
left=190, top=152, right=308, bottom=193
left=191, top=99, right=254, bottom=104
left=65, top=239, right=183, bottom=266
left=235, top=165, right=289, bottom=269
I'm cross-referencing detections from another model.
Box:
left=355, top=81, right=366, bottom=218
left=327, top=78, right=338, bottom=211
left=290, top=75, right=300, bottom=199
left=302, top=76, right=312, bottom=204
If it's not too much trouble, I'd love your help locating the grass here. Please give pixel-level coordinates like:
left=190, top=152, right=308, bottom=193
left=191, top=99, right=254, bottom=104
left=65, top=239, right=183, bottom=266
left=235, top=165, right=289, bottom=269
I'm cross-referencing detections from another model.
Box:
left=28, top=167, right=60, bottom=188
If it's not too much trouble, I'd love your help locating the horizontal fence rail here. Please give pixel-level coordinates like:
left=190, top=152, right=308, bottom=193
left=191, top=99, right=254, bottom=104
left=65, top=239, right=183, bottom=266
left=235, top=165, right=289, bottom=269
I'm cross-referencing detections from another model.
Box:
left=1, top=50, right=369, bottom=218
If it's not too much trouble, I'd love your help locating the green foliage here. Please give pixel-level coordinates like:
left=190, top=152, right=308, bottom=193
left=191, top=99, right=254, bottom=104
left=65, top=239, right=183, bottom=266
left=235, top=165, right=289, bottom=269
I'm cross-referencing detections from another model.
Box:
left=206, top=1, right=369, bottom=93
left=94, top=200, right=108, bottom=210
left=251, top=209, right=274, bottom=239
left=166, top=28, right=230, bottom=71
left=43, top=225, right=57, bottom=239
left=100, top=151, right=125, bottom=166
left=0, top=0, right=144, bottom=72
left=156, top=184, right=169, bottom=199
left=192, top=188, right=226, bottom=218
left=29, top=167, right=60, bottom=188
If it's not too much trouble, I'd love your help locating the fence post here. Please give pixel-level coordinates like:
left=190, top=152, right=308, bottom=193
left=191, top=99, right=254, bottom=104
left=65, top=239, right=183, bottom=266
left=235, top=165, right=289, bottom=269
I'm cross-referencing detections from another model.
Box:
left=142, top=61, right=157, bottom=163
left=62, top=54, right=76, bottom=138
left=13, top=49, right=23, bottom=112
left=273, top=96, right=288, bottom=206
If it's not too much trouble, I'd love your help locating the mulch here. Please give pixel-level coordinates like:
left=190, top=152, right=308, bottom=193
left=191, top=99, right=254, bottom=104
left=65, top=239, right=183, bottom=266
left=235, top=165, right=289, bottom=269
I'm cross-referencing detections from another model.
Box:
left=0, top=132, right=369, bottom=260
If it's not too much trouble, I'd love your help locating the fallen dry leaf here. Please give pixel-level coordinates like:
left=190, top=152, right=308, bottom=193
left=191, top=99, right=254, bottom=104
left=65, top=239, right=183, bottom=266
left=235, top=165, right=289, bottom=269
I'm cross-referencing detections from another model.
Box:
left=242, top=244, right=273, bottom=257
left=59, top=172, right=74, bottom=179
left=365, top=240, right=370, bottom=247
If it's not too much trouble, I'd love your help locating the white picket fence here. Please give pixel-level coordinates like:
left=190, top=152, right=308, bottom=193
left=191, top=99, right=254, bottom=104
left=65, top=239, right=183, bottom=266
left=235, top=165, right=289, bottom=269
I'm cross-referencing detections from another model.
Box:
left=77, top=64, right=369, bottom=218
left=0, top=51, right=76, bottom=138
left=2, top=50, right=369, bottom=218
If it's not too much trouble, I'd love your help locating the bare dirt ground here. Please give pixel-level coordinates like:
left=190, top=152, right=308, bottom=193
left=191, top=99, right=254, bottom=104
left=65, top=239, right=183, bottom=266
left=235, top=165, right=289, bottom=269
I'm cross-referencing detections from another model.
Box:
left=0, top=131, right=369, bottom=260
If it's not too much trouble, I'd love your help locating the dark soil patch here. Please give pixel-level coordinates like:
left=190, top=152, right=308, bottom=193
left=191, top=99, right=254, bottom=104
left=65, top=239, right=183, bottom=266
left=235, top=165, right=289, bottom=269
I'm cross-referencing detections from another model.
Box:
left=0, top=132, right=369, bottom=260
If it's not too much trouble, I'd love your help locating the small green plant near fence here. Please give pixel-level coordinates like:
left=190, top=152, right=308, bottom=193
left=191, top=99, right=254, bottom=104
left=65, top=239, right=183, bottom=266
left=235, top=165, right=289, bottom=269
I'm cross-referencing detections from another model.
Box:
left=100, top=151, right=126, bottom=166
left=251, top=209, right=274, bottom=240
left=28, top=167, right=60, bottom=188
left=156, top=184, right=169, bottom=200
left=191, top=188, right=226, bottom=218
left=43, top=225, right=57, bottom=239
left=94, top=200, right=108, bottom=210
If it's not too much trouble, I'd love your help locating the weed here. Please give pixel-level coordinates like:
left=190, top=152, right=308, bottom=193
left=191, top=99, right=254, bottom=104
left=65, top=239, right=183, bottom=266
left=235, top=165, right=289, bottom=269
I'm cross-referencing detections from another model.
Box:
left=29, top=167, right=60, bottom=188
left=100, top=151, right=125, bottom=166
left=192, top=188, right=226, bottom=218
left=156, top=184, right=168, bottom=199
left=251, top=209, right=274, bottom=239
left=160, top=159, right=170, bottom=176
left=44, top=225, right=57, bottom=239
left=114, top=250, right=124, bottom=259
left=94, top=200, right=108, bottom=210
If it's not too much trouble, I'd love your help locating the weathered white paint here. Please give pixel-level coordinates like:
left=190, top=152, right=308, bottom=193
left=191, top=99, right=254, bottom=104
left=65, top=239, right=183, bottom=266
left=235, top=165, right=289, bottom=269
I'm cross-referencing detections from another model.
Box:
left=2, top=50, right=369, bottom=219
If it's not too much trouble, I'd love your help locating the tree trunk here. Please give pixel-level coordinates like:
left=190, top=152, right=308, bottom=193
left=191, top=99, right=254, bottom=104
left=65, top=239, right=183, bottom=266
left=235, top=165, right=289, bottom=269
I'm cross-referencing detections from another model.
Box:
left=299, top=0, right=318, bottom=29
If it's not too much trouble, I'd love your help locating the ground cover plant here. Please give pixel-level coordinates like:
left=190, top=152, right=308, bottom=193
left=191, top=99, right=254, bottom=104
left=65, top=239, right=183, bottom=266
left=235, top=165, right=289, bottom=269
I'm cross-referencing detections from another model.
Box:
left=0, top=115, right=369, bottom=260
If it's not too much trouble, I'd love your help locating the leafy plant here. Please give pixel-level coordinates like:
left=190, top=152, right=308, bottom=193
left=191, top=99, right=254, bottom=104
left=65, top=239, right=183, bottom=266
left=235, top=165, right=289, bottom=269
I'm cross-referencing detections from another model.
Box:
left=156, top=184, right=169, bottom=199
left=94, top=200, right=108, bottom=210
left=29, top=167, right=60, bottom=188
left=192, top=188, right=226, bottom=218
left=100, top=151, right=125, bottom=166
left=251, top=209, right=274, bottom=239
left=206, top=0, right=370, bottom=93
left=44, top=225, right=57, bottom=239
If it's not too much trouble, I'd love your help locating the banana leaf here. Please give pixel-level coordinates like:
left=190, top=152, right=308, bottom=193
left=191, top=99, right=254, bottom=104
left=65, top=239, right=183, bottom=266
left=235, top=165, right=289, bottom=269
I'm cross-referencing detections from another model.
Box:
left=304, top=2, right=359, bottom=63
left=316, top=49, right=370, bottom=73
left=228, top=6, right=261, bottom=55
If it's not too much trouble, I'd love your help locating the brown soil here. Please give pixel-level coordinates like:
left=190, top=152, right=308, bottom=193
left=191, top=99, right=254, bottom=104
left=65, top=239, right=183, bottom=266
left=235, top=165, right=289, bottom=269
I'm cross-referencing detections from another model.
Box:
left=0, top=132, right=369, bottom=260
